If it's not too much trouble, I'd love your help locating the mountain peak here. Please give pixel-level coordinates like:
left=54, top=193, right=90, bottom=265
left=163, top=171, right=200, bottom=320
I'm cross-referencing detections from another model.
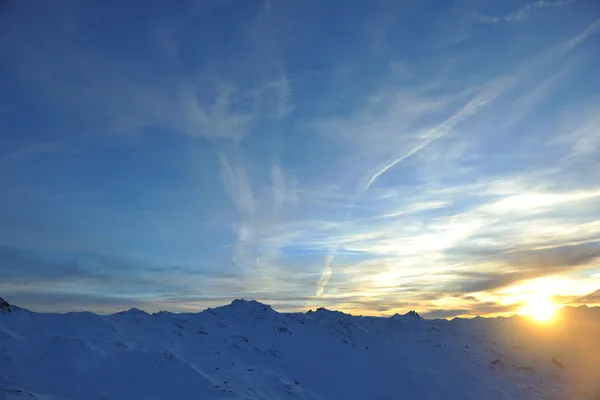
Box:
left=229, top=298, right=272, bottom=310
left=116, top=307, right=149, bottom=316
left=0, top=297, right=11, bottom=312
left=405, top=310, right=422, bottom=319
left=210, top=299, right=277, bottom=320
left=152, top=310, right=173, bottom=317
left=0, top=297, right=24, bottom=313
left=311, top=307, right=349, bottom=318
left=390, top=310, right=423, bottom=321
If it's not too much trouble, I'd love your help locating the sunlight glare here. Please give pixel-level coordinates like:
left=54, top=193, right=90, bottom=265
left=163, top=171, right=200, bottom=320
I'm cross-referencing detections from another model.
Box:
left=520, top=296, right=559, bottom=323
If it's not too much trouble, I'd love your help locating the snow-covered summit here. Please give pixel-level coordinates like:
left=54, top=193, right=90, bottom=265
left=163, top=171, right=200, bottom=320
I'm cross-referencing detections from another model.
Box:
left=0, top=297, right=11, bottom=312
left=405, top=310, right=422, bottom=319
left=115, top=307, right=149, bottom=316
left=1, top=297, right=599, bottom=400
left=0, top=297, right=26, bottom=314
left=390, top=310, right=422, bottom=321
left=227, top=298, right=274, bottom=311
left=310, top=307, right=348, bottom=316
left=210, top=298, right=277, bottom=318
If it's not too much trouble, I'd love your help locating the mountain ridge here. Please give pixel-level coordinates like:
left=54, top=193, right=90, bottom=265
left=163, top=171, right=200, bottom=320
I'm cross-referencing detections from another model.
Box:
left=2, top=295, right=598, bottom=320
left=1, top=296, right=600, bottom=399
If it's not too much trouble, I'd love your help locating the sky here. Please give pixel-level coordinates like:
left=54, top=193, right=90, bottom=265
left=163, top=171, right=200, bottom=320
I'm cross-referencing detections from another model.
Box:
left=1, top=0, right=600, bottom=318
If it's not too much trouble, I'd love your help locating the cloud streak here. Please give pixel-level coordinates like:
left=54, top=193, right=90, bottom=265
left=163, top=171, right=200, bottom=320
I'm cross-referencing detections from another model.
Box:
left=2, top=1, right=600, bottom=316
left=474, top=0, right=577, bottom=23
left=313, top=18, right=600, bottom=296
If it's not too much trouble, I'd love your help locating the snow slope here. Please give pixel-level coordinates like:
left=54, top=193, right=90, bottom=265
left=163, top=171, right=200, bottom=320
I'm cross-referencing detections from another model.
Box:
left=1, top=297, right=599, bottom=400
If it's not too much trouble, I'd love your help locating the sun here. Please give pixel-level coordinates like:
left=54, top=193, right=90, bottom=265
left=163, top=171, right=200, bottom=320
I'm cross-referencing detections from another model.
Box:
left=520, top=297, right=559, bottom=323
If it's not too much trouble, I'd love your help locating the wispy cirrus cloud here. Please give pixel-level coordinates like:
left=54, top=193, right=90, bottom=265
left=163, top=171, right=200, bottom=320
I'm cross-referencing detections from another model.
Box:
left=474, top=0, right=578, bottom=23
left=0, top=1, right=289, bottom=143
left=308, top=18, right=600, bottom=298
left=2, top=0, right=600, bottom=316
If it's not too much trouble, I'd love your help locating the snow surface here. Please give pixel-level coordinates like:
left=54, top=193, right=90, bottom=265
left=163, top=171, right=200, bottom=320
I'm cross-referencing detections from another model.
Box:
left=1, top=297, right=600, bottom=400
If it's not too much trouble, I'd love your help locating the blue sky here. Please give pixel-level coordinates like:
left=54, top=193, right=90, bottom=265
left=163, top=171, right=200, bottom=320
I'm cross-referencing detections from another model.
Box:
left=1, top=0, right=600, bottom=317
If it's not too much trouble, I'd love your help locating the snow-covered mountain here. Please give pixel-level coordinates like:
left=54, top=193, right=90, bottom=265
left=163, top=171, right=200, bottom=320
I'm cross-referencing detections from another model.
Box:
left=1, top=297, right=599, bottom=400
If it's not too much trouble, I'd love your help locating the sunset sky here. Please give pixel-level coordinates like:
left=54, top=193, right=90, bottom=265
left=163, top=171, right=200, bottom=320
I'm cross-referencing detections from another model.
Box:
left=1, top=0, right=599, bottom=317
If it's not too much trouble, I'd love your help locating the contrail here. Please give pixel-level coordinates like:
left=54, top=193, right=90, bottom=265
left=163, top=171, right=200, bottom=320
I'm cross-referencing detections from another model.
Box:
left=315, top=19, right=600, bottom=296
left=358, top=126, right=449, bottom=193
left=315, top=92, right=494, bottom=297
left=359, top=88, right=494, bottom=192
left=315, top=254, right=334, bottom=296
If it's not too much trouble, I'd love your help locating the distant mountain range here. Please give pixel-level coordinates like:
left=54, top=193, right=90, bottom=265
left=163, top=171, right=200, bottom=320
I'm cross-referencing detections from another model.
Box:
left=1, top=297, right=599, bottom=399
